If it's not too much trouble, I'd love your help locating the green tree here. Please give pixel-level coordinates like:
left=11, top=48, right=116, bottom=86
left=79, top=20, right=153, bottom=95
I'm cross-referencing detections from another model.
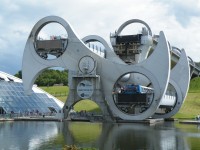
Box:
left=14, top=69, right=68, bottom=86
left=14, top=70, right=22, bottom=79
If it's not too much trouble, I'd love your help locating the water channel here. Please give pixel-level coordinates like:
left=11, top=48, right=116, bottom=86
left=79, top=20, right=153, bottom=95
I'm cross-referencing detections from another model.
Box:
left=0, top=121, right=200, bottom=150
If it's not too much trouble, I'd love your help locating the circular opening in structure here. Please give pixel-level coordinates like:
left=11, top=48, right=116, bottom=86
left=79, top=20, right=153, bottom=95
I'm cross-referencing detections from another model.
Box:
left=85, top=41, right=105, bottom=58
left=34, top=67, right=68, bottom=86
left=34, top=67, right=69, bottom=103
left=73, top=99, right=102, bottom=113
left=113, top=72, right=154, bottom=115
left=155, top=83, right=177, bottom=115
left=113, top=22, right=152, bottom=65
left=120, top=23, right=149, bottom=36
left=35, top=23, right=68, bottom=60
left=69, top=99, right=102, bottom=121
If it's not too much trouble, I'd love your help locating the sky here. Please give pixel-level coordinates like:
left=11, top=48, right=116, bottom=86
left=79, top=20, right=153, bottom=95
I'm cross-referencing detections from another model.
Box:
left=0, top=0, right=200, bottom=75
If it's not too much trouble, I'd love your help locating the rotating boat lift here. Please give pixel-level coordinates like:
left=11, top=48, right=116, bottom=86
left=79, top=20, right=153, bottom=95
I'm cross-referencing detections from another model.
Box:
left=22, top=16, right=190, bottom=121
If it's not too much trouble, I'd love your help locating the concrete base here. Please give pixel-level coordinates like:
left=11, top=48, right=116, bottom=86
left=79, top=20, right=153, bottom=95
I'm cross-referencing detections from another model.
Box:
left=179, top=120, right=200, bottom=125
left=0, top=117, right=63, bottom=122
left=0, top=118, right=14, bottom=122
left=116, top=118, right=164, bottom=124
left=164, top=118, right=178, bottom=121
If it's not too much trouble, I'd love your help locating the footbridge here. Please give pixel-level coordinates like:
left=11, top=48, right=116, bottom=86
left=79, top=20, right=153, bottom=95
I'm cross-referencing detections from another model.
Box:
left=170, top=48, right=200, bottom=78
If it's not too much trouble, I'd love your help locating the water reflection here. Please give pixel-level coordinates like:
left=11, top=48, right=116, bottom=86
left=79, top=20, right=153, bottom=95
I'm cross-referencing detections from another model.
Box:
left=63, top=122, right=190, bottom=150
left=0, top=121, right=62, bottom=150
left=0, top=121, right=200, bottom=149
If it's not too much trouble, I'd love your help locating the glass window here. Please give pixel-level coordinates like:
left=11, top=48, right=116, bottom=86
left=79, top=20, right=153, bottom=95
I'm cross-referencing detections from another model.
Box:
left=0, top=76, right=63, bottom=114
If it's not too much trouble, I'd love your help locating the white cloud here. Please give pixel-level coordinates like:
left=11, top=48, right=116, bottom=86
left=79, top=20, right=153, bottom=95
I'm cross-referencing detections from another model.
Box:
left=156, top=0, right=200, bottom=27
left=0, top=38, right=8, bottom=51
left=1, top=0, right=20, bottom=12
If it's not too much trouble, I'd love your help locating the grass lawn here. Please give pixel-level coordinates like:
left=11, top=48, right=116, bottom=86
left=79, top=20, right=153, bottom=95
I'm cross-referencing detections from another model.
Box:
left=40, top=86, right=101, bottom=113
left=174, top=91, right=200, bottom=119
left=40, top=86, right=69, bottom=97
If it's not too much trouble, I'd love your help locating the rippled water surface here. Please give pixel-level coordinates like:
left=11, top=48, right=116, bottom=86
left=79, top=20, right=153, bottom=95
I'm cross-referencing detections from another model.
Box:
left=0, top=121, right=200, bottom=150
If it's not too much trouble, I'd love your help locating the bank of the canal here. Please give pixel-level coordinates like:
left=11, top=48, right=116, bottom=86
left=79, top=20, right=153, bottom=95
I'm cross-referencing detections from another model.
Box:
left=40, top=82, right=200, bottom=120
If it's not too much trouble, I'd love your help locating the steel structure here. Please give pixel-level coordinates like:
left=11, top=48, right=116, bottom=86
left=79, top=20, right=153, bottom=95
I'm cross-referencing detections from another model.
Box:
left=22, top=16, right=191, bottom=121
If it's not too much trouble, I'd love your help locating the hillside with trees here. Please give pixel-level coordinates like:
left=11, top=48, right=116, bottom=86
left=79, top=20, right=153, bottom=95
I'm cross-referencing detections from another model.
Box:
left=15, top=69, right=68, bottom=86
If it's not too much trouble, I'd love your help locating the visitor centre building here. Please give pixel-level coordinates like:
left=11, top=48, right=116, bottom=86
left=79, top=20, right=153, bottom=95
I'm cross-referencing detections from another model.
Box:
left=0, top=71, right=64, bottom=116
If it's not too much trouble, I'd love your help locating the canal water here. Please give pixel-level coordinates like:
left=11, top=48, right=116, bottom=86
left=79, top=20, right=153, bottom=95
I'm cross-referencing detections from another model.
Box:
left=0, top=121, right=200, bottom=150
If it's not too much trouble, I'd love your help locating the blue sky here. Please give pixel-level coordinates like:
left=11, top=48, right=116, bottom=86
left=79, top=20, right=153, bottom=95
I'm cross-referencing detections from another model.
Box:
left=0, top=0, right=200, bottom=75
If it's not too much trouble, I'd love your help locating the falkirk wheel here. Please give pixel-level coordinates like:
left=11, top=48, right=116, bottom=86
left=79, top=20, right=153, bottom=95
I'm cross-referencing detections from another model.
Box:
left=22, top=16, right=190, bottom=121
